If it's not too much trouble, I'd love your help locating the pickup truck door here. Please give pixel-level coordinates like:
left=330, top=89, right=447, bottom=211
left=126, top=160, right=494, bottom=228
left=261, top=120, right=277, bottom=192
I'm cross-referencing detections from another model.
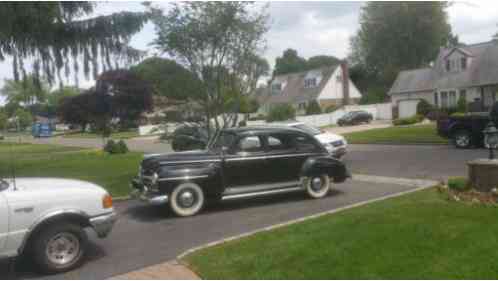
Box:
left=0, top=191, right=8, bottom=252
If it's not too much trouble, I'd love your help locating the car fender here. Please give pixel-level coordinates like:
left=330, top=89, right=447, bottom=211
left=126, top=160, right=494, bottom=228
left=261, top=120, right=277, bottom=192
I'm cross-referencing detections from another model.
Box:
left=300, top=156, right=350, bottom=183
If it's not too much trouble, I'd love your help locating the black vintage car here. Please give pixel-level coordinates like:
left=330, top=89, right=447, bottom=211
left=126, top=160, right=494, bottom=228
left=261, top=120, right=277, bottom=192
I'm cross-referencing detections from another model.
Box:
left=337, top=111, right=373, bottom=126
left=170, top=124, right=208, bottom=151
left=131, top=126, right=351, bottom=217
left=437, top=113, right=490, bottom=149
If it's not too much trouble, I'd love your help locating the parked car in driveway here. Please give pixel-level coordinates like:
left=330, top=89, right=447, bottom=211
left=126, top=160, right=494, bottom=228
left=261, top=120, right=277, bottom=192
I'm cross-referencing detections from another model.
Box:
left=0, top=178, right=116, bottom=274
left=274, top=121, right=347, bottom=158
left=131, top=126, right=351, bottom=217
left=337, top=111, right=373, bottom=126
left=170, top=124, right=209, bottom=151
left=437, top=112, right=490, bottom=149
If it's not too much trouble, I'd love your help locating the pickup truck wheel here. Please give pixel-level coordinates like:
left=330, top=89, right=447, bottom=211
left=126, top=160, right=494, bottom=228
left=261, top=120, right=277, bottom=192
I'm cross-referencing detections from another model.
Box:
left=304, top=174, right=331, bottom=199
left=454, top=130, right=472, bottom=149
left=170, top=182, right=205, bottom=217
left=32, top=223, right=88, bottom=274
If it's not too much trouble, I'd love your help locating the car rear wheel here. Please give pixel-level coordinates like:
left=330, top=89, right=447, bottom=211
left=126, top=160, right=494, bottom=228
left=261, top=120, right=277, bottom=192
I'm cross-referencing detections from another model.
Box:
left=303, top=174, right=331, bottom=199
left=454, top=130, right=472, bottom=149
left=32, top=222, right=88, bottom=274
left=170, top=182, right=205, bottom=217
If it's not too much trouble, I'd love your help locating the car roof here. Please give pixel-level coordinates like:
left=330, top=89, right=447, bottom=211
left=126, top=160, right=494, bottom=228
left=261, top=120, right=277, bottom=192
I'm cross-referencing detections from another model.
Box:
left=222, top=126, right=305, bottom=135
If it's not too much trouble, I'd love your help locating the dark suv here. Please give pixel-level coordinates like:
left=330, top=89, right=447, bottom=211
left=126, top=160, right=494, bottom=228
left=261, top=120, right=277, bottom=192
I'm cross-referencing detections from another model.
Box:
left=337, top=111, right=373, bottom=126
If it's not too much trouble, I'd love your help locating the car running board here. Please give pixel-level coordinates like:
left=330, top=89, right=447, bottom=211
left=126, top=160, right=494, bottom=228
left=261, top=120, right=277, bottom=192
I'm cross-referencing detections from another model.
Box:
left=221, top=186, right=304, bottom=201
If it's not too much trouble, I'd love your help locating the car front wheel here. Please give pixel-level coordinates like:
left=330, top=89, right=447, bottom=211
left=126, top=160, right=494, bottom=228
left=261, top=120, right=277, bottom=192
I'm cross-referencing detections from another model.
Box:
left=454, top=130, right=472, bottom=149
left=303, top=174, right=331, bottom=199
left=32, top=222, right=88, bottom=274
left=170, top=182, right=205, bottom=217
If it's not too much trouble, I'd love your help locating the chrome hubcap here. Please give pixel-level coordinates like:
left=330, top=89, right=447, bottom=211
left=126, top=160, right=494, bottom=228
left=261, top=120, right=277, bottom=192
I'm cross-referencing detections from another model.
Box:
left=46, top=232, right=80, bottom=266
left=178, top=190, right=195, bottom=208
left=311, top=177, right=324, bottom=191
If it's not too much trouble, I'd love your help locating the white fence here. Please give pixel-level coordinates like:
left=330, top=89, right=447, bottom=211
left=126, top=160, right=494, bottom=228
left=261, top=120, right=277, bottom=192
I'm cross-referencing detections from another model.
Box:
left=138, top=103, right=393, bottom=135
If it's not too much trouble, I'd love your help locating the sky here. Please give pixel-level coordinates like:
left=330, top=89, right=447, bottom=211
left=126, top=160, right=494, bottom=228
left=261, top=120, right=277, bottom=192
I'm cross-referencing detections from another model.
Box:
left=1, top=1, right=498, bottom=105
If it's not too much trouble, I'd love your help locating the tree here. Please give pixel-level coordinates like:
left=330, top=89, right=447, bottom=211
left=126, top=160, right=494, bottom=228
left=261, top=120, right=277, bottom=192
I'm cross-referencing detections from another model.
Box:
left=44, top=86, right=80, bottom=117
left=58, top=90, right=97, bottom=131
left=273, top=49, right=307, bottom=76
left=305, top=100, right=322, bottom=115
left=96, top=69, right=153, bottom=129
left=0, top=2, right=148, bottom=86
left=306, top=55, right=341, bottom=70
left=13, top=108, right=33, bottom=130
left=350, top=2, right=453, bottom=88
left=149, top=2, right=269, bottom=137
left=0, top=76, right=49, bottom=107
left=0, top=110, right=7, bottom=131
left=130, top=57, right=203, bottom=101
left=266, top=104, right=296, bottom=122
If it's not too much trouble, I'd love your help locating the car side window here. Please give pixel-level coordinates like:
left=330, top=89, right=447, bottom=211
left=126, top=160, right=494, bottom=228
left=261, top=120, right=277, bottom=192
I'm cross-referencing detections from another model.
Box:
left=266, top=134, right=294, bottom=152
left=293, top=135, right=320, bottom=152
left=233, top=136, right=263, bottom=154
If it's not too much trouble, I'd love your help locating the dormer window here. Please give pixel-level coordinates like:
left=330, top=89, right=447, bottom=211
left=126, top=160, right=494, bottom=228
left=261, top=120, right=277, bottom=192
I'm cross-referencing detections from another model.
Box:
left=304, top=77, right=317, bottom=88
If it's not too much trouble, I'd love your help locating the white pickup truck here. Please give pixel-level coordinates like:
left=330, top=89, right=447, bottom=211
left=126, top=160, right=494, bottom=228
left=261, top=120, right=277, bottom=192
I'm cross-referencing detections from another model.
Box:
left=0, top=177, right=117, bottom=274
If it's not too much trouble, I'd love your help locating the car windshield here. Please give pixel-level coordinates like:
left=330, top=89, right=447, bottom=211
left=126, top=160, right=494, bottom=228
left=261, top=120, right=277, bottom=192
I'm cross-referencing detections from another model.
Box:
left=0, top=178, right=9, bottom=191
left=343, top=112, right=356, bottom=118
left=293, top=124, right=321, bottom=135
left=209, top=131, right=237, bottom=151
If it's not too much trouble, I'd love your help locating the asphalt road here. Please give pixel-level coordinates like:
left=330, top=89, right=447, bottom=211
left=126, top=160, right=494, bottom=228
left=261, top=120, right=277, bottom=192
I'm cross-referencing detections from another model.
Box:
left=4, top=179, right=419, bottom=280
left=345, top=144, right=488, bottom=182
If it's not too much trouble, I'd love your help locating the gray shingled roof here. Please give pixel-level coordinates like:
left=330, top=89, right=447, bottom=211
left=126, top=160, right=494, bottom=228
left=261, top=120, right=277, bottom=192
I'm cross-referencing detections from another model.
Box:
left=389, top=41, right=498, bottom=95
left=255, top=65, right=339, bottom=105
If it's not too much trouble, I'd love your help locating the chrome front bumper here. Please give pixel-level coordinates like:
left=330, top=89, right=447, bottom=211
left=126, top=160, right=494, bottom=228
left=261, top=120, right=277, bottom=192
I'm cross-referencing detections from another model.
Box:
left=130, top=178, right=169, bottom=206
left=89, top=212, right=117, bottom=238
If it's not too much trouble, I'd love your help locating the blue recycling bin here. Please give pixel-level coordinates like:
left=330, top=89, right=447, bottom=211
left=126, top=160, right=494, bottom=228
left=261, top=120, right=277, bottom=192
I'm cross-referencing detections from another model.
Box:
left=32, top=123, right=52, bottom=138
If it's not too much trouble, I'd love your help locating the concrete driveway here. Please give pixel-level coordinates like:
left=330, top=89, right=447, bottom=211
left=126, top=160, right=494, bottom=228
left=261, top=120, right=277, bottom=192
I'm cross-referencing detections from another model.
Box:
left=5, top=178, right=428, bottom=280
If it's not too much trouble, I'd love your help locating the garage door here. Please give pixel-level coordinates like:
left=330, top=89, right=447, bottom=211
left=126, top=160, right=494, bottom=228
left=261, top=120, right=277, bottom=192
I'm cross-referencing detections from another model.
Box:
left=398, top=100, right=419, bottom=118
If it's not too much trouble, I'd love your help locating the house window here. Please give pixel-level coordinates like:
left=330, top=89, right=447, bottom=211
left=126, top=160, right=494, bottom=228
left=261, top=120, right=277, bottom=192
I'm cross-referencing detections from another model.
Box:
left=271, top=83, right=282, bottom=92
left=304, top=78, right=317, bottom=88
left=298, top=102, right=306, bottom=110
left=459, top=89, right=466, bottom=102
left=434, top=92, right=439, bottom=107
left=449, top=91, right=457, bottom=107
left=445, top=60, right=451, bottom=72
left=461, top=58, right=467, bottom=70
left=440, top=91, right=448, bottom=108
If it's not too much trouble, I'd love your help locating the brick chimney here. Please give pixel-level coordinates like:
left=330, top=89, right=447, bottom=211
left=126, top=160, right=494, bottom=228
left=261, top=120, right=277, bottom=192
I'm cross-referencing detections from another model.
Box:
left=341, top=60, right=350, bottom=106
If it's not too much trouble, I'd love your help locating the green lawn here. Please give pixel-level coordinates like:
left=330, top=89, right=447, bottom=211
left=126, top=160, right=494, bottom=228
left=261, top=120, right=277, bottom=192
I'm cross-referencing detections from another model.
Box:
left=0, top=142, right=142, bottom=197
left=344, top=124, right=448, bottom=144
left=63, top=130, right=139, bottom=139
left=185, top=188, right=498, bottom=279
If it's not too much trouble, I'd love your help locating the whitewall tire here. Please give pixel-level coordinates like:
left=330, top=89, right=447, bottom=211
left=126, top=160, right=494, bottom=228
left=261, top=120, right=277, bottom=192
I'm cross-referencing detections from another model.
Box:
left=170, top=182, right=205, bottom=217
left=303, top=174, right=331, bottom=199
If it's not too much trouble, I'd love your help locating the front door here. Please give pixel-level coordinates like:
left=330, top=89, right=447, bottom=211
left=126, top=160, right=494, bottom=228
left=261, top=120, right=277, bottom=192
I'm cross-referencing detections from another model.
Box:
left=223, top=135, right=268, bottom=191
left=0, top=191, right=9, bottom=252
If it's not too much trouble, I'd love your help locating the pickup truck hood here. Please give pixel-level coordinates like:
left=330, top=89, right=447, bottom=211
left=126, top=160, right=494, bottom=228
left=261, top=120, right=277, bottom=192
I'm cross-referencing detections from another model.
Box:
left=141, top=150, right=221, bottom=170
left=11, top=178, right=107, bottom=195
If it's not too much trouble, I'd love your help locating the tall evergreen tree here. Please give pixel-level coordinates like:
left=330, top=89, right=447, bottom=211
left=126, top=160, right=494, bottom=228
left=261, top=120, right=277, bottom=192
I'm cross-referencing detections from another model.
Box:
left=0, top=2, right=148, bottom=87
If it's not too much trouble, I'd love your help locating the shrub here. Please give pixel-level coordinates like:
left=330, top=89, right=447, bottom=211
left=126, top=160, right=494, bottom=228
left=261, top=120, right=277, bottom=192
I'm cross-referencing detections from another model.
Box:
left=266, top=104, right=296, bottom=122
left=392, top=114, right=424, bottom=126
left=450, top=112, right=467, bottom=118
left=116, top=140, right=129, bottom=154
left=104, top=139, right=128, bottom=154
left=305, top=100, right=322, bottom=115
left=447, top=177, right=470, bottom=192
left=416, top=99, right=433, bottom=116
left=325, top=104, right=339, bottom=113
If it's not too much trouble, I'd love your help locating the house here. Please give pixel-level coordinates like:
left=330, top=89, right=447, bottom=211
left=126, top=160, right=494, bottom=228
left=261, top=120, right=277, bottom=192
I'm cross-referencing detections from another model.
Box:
left=389, top=40, right=498, bottom=118
left=255, top=62, right=363, bottom=115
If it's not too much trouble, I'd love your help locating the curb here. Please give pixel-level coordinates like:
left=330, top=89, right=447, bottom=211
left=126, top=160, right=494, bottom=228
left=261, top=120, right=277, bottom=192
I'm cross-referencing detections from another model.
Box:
left=349, top=142, right=449, bottom=146
left=112, top=195, right=130, bottom=202
left=177, top=175, right=439, bottom=260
